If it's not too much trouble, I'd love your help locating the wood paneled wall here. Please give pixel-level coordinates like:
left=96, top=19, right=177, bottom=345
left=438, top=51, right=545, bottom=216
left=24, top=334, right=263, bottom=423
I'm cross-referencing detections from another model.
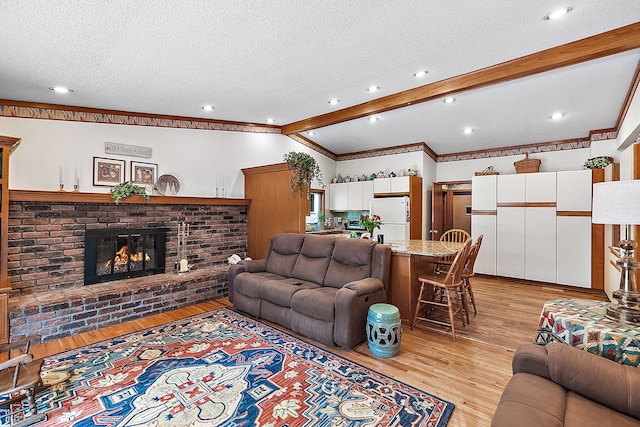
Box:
left=242, top=163, right=309, bottom=259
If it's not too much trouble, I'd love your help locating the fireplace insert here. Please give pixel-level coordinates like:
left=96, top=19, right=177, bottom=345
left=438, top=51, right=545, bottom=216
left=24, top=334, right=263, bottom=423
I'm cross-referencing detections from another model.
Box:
left=84, top=228, right=169, bottom=285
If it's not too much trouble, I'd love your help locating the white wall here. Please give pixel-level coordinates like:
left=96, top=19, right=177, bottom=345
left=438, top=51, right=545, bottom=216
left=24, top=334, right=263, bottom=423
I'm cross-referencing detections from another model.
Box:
left=617, top=82, right=640, bottom=150
left=0, top=117, right=336, bottom=197
left=436, top=139, right=620, bottom=182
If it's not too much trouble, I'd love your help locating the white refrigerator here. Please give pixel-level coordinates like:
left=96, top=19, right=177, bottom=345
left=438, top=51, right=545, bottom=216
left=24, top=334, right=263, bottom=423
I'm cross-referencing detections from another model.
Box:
left=371, top=196, right=410, bottom=241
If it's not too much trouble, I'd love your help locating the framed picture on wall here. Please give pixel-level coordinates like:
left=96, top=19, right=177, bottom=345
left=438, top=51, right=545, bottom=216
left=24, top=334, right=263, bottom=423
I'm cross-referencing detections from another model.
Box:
left=93, top=157, right=125, bottom=186
left=130, top=161, right=158, bottom=185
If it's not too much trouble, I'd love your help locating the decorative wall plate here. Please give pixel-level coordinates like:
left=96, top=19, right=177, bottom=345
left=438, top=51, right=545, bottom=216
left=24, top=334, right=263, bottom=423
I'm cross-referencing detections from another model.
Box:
left=156, top=174, right=180, bottom=195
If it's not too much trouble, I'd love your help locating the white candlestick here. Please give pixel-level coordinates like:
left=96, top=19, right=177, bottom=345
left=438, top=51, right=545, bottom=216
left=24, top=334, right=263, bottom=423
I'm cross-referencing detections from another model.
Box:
left=59, top=166, right=63, bottom=185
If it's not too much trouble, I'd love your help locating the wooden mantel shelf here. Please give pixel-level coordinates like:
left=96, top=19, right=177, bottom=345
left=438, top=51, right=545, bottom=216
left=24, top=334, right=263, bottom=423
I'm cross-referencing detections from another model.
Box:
left=9, top=190, right=251, bottom=206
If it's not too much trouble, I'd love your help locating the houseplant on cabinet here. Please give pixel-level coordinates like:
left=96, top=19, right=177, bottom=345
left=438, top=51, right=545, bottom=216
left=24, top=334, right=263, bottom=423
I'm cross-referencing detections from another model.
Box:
left=283, top=151, right=325, bottom=198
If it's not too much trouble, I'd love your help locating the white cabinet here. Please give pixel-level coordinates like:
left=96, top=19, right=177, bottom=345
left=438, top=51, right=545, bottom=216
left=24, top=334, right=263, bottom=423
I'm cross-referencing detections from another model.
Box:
left=330, top=181, right=374, bottom=211
left=496, top=175, right=525, bottom=279
left=473, top=170, right=596, bottom=288
left=471, top=175, right=497, bottom=275
left=557, top=170, right=592, bottom=211
left=497, top=206, right=525, bottom=279
left=557, top=216, right=592, bottom=288
left=330, top=183, right=348, bottom=211
left=373, top=176, right=410, bottom=195
left=472, top=214, right=496, bottom=275
left=556, top=170, right=593, bottom=288
left=524, top=173, right=556, bottom=283
left=362, top=180, right=374, bottom=211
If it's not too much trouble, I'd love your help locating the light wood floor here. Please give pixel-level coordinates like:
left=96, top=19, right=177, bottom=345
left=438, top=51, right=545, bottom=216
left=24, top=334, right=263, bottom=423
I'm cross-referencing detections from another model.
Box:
left=30, top=276, right=606, bottom=427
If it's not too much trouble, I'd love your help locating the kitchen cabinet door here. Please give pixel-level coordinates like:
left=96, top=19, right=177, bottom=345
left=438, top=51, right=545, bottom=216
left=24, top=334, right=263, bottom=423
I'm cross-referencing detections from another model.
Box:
left=330, top=183, right=348, bottom=211
left=347, top=182, right=364, bottom=210
left=373, top=178, right=390, bottom=194
left=362, top=180, right=374, bottom=211
left=557, top=170, right=592, bottom=211
left=390, top=176, right=410, bottom=193
left=497, top=206, right=525, bottom=279
left=525, top=207, right=556, bottom=283
left=497, top=174, right=525, bottom=203
left=472, top=214, right=496, bottom=275
left=471, top=175, right=497, bottom=210
left=557, top=216, right=592, bottom=288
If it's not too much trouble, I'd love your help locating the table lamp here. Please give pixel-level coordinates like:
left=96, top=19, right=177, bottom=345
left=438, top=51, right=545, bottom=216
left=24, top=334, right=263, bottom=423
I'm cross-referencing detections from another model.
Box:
left=592, top=180, right=640, bottom=324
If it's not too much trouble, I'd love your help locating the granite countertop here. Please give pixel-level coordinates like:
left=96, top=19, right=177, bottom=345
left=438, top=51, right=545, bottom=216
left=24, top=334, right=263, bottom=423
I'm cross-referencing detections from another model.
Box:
left=385, top=240, right=464, bottom=257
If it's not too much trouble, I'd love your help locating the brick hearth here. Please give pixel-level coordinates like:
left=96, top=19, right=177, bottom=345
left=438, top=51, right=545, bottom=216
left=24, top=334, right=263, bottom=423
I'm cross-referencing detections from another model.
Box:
left=6, top=191, right=249, bottom=342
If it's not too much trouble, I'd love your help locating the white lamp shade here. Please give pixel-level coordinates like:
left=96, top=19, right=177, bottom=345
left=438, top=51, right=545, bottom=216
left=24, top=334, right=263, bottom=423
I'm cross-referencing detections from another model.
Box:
left=592, top=180, right=640, bottom=225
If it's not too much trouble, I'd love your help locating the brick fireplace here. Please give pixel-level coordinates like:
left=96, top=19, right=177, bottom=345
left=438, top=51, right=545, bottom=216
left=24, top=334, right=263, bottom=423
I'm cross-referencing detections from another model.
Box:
left=7, top=191, right=249, bottom=342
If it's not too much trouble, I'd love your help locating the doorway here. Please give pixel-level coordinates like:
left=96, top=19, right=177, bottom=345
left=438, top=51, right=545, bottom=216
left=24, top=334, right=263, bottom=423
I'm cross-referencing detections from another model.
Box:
left=431, top=181, right=472, bottom=240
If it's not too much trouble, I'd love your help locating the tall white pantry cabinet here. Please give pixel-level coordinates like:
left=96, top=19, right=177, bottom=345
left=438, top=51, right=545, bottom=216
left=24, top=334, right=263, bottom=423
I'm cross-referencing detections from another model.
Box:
left=471, top=169, right=604, bottom=289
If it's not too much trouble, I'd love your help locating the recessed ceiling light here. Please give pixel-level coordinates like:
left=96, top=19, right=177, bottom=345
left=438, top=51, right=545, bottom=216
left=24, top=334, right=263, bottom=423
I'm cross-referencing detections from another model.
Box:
left=551, top=112, right=564, bottom=120
left=367, top=86, right=380, bottom=93
left=544, top=7, right=572, bottom=20
left=443, top=97, right=456, bottom=104
left=266, top=118, right=275, bottom=124
left=49, top=86, right=73, bottom=93
left=328, top=98, right=340, bottom=106
left=308, top=131, right=317, bottom=136
left=368, top=116, right=379, bottom=123
left=201, top=105, right=214, bottom=112
left=463, top=127, right=474, bottom=135
left=413, top=70, right=428, bottom=78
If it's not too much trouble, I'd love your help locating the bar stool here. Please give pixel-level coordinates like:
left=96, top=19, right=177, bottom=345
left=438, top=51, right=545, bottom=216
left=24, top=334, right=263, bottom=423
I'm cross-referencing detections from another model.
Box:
left=412, top=238, right=472, bottom=341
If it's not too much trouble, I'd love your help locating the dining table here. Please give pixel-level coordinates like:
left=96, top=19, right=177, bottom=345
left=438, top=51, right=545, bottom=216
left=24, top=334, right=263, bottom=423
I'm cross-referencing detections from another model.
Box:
left=384, top=239, right=465, bottom=324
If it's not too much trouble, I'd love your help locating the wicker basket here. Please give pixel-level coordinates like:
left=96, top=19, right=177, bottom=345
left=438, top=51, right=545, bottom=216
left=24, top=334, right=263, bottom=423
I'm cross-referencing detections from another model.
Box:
left=475, top=166, right=499, bottom=176
left=514, top=153, right=541, bottom=174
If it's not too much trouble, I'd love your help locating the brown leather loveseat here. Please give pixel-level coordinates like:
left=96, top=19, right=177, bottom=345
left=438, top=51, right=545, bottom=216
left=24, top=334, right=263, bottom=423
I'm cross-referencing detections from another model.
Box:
left=492, top=342, right=640, bottom=426
left=228, top=233, right=391, bottom=348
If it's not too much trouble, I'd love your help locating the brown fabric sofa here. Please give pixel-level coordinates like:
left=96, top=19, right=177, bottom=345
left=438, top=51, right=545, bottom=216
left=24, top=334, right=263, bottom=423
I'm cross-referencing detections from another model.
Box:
left=228, top=233, right=391, bottom=348
left=492, top=342, right=640, bottom=426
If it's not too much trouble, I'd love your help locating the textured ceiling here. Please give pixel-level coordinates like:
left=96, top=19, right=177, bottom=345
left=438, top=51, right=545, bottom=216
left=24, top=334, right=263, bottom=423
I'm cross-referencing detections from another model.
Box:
left=0, top=1, right=639, bottom=155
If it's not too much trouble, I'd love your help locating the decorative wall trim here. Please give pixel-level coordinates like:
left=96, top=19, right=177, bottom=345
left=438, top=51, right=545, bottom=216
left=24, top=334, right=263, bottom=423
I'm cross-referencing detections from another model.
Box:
left=288, top=134, right=337, bottom=160
left=336, top=142, right=436, bottom=161
left=437, top=137, right=593, bottom=163
left=0, top=100, right=281, bottom=134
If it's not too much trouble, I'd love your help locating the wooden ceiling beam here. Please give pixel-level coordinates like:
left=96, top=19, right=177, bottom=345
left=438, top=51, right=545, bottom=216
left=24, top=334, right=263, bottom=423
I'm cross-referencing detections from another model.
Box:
left=282, top=22, right=640, bottom=135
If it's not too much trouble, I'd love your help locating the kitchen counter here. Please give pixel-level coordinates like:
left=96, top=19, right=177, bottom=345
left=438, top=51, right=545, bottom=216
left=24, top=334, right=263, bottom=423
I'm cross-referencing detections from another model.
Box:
left=386, top=239, right=465, bottom=325
left=386, top=240, right=463, bottom=257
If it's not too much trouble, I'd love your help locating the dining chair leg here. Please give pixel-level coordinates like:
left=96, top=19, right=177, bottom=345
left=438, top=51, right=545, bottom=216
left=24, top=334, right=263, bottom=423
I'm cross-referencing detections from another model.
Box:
left=445, top=288, right=458, bottom=342
left=465, top=278, right=477, bottom=314
left=459, top=285, right=470, bottom=324
left=411, top=283, right=426, bottom=330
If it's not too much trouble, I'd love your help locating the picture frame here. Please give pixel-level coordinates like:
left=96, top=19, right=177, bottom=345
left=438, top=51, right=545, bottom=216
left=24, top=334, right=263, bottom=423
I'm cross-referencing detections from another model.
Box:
left=93, top=157, right=125, bottom=187
left=130, top=161, right=158, bottom=185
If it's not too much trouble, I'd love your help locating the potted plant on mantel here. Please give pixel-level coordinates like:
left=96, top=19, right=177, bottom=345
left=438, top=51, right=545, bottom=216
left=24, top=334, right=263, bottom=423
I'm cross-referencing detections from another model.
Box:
left=283, top=151, right=325, bottom=199
left=110, top=181, right=150, bottom=205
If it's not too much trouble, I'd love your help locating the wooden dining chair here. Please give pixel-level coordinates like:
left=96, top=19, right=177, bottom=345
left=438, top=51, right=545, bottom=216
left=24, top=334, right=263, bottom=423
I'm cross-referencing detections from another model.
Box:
left=412, top=238, right=472, bottom=341
left=460, top=234, right=483, bottom=323
left=0, top=337, right=45, bottom=427
left=435, top=229, right=471, bottom=272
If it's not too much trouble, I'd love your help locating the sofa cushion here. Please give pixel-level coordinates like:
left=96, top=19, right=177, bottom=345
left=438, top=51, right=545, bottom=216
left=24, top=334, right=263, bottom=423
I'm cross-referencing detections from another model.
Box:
left=234, top=272, right=286, bottom=298
left=259, top=279, right=321, bottom=308
left=324, top=238, right=375, bottom=288
left=564, top=391, right=640, bottom=427
left=266, top=233, right=305, bottom=277
left=290, top=287, right=338, bottom=322
left=291, top=234, right=336, bottom=284
left=491, top=372, right=566, bottom=427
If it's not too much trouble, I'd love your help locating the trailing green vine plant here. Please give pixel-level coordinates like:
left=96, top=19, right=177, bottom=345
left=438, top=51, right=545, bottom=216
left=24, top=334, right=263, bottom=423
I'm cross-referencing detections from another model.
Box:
left=110, top=181, right=150, bottom=205
left=283, top=151, right=325, bottom=198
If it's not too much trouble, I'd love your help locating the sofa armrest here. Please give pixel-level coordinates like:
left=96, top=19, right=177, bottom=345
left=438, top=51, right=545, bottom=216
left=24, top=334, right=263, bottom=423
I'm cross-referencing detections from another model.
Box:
left=227, top=264, right=245, bottom=303
left=512, top=343, right=550, bottom=379
left=546, top=342, right=640, bottom=420
left=241, top=258, right=267, bottom=273
left=342, top=277, right=385, bottom=296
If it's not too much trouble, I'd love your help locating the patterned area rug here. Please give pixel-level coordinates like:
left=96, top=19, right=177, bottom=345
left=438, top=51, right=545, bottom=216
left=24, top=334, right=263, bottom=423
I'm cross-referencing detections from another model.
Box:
left=28, top=308, right=454, bottom=426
